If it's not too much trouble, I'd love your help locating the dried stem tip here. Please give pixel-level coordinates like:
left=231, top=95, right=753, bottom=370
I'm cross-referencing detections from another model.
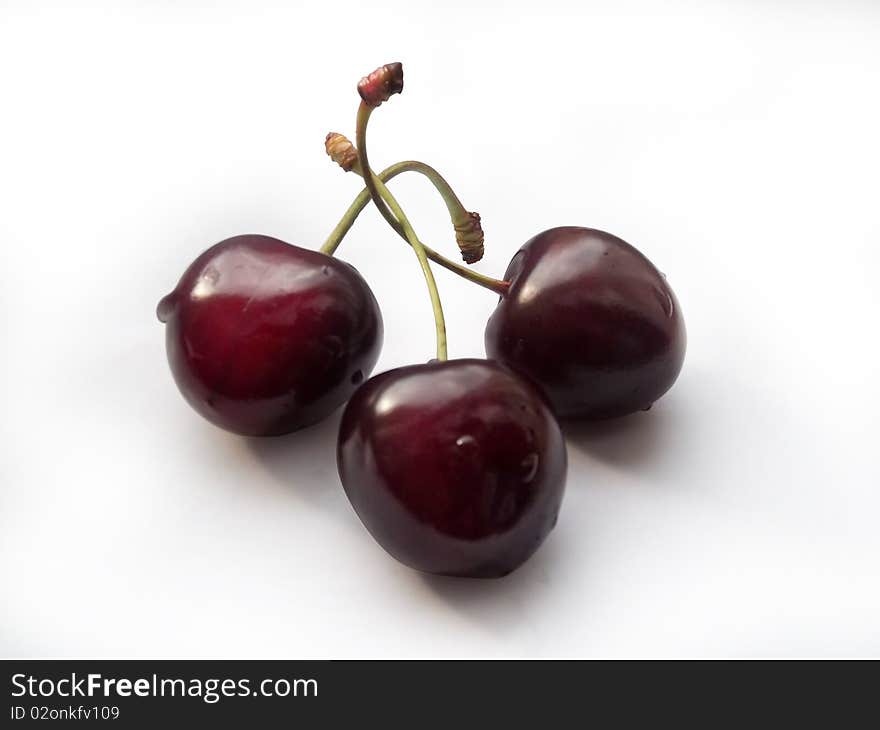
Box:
left=358, top=62, right=404, bottom=108
left=325, top=132, right=360, bottom=172
left=454, top=212, right=485, bottom=264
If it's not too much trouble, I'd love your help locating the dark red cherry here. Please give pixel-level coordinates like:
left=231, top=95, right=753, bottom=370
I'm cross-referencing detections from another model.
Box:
left=485, top=227, right=685, bottom=420
left=158, top=234, right=382, bottom=436
left=337, top=359, right=567, bottom=578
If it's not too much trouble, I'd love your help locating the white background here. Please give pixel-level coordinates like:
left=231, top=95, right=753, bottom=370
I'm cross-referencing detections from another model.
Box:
left=2, top=0, right=879, bottom=658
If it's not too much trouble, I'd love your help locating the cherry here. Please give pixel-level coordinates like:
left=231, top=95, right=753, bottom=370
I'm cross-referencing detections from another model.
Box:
left=157, top=234, right=382, bottom=436
left=337, top=359, right=567, bottom=578
left=485, top=227, right=685, bottom=420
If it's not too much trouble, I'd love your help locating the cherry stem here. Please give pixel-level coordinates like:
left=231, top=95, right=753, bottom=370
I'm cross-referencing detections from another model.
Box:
left=352, top=103, right=483, bottom=262
left=355, top=102, right=401, bottom=234
left=366, top=159, right=483, bottom=264
left=352, top=101, right=447, bottom=360
left=375, top=177, right=448, bottom=360
left=373, top=159, right=483, bottom=261
left=320, top=161, right=508, bottom=295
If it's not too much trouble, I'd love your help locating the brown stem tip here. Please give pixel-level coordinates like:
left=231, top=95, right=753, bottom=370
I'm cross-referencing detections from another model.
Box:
left=454, top=212, right=485, bottom=264
left=358, top=62, right=404, bottom=108
left=325, top=132, right=360, bottom=172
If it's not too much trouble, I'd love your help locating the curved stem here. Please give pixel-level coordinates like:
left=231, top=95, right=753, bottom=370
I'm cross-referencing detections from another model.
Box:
left=356, top=102, right=399, bottom=234
left=354, top=158, right=481, bottom=262
left=379, top=160, right=472, bottom=231
left=354, top=101, right=482, bottom=263
left=374, top=176, right=448, bottom=360
left=320, top=162, right=508, bottom=295
left=355, top=102, right=447, bottom=360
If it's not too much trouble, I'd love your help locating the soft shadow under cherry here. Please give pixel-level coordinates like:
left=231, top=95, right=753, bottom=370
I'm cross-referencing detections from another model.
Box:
left=562, top=407, right=673, bottom=471
left=243, top=409, right=345, bottom=508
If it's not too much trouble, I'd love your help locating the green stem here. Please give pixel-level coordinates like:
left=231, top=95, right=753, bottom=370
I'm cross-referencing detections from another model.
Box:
left=354, top=100, right=483, bottom=264
left=373, top=176, right=447, bottom=360
left=356, top=102, right=399, bottom=234
left=389, top=160, right=472, bottom=229
left=320, top=161, right=508, bottom=295
left=354, top=102, right=447, bottom=360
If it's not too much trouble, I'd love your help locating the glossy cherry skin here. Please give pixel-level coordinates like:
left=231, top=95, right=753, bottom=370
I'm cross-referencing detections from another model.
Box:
left=158, top=234, right=382, bottom=436
left=337, top=359, right=567, bottom=578
left=485, top=227, right=685, bottom=420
